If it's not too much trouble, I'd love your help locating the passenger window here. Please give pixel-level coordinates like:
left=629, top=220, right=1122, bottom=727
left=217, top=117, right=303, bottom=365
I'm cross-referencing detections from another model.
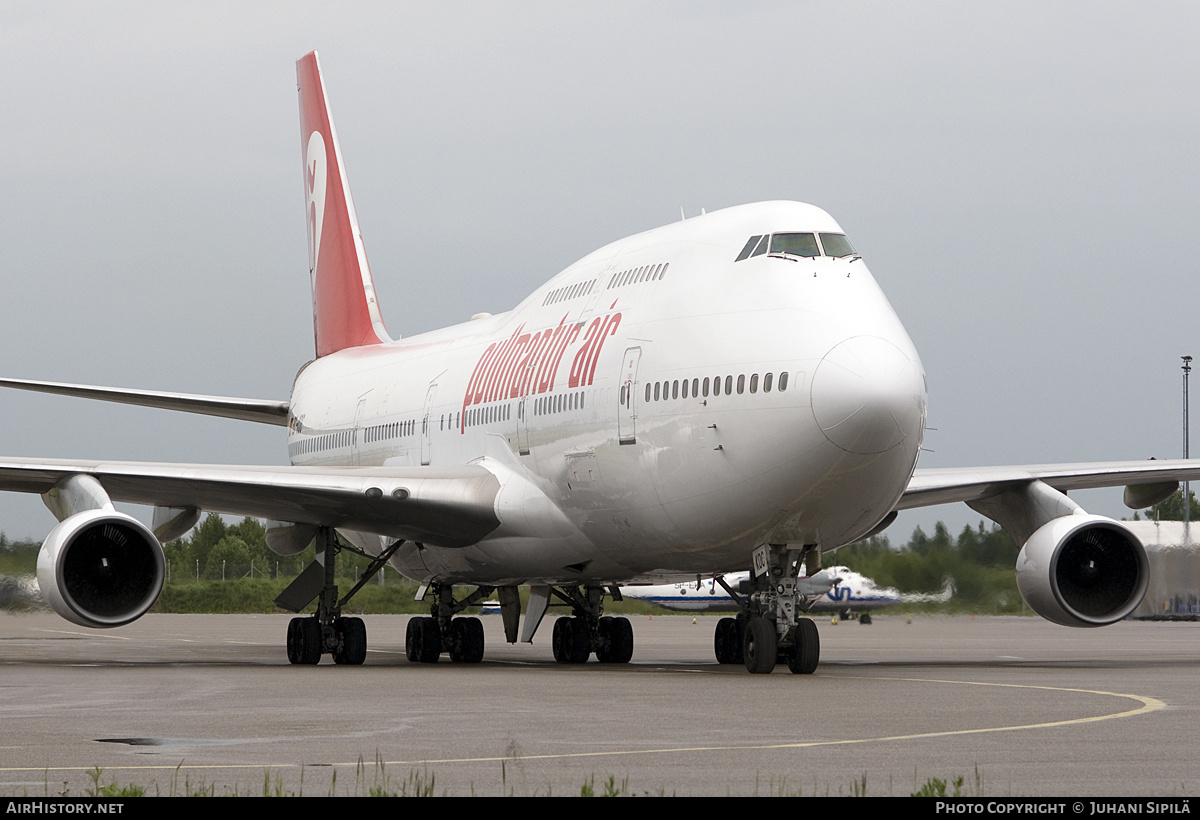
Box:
left=725, top=375, right=733, bottom=394
left=702, top=377, right=710, bottom=397
left=737, top=375, right=745, bottom=394
left=764, top=373, right=773, bottom=393
left=749, top=374, right=758, bottom=393
left=672, top=380, right=679, bottom=400
left=779, top=372, right=789, bottom=391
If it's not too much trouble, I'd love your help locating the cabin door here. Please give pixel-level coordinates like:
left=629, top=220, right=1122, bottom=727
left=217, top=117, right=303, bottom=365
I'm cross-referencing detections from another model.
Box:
left=420, top=380, right=437, bottom=465
left=617, top=346, right=641, bottom=445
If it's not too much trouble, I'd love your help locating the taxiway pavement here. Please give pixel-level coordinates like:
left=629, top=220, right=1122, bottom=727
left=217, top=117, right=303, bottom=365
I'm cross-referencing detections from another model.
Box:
left=0, top=612, right=1196, bottom=796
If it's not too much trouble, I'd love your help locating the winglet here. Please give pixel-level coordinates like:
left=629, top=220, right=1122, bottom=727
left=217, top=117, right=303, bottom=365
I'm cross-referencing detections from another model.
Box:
left=297, top=51, right=392, bottom=357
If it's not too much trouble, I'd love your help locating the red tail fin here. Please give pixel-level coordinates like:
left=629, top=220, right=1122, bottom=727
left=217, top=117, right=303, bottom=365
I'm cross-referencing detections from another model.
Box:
left=297, top=51, right=391, bottom=358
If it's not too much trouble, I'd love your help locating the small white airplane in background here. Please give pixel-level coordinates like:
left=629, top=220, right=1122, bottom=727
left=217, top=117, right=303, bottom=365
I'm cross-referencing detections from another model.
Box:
left=3, top=51, right=1200, bottom=675
left=624, top=566, right=955, bottom=620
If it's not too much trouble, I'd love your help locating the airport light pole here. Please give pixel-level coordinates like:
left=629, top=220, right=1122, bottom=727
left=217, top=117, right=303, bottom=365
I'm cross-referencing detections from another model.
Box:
left=1184, top=355, right=1193, bottom=534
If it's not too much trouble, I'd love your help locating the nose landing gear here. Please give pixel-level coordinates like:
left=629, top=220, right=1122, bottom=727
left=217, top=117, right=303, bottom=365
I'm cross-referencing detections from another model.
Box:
left=714, top=545, right=822, bottom=675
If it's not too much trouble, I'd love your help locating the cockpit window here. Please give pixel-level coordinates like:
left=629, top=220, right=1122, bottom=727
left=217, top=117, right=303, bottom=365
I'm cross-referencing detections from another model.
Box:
left=735, top=235, right=762, bottom=262
left=770, top=233, right=820, bottom=258
left=818, top=233, right=856, bottom=258
left=735, top=231, right=859, bottom=261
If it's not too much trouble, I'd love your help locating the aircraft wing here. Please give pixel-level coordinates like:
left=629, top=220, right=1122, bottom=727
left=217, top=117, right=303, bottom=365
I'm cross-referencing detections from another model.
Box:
left=0, top=458, right=499, bottom=547
left=0, top=378, right=290, bottom=426
left=898, top=459, right=1200, bottom=510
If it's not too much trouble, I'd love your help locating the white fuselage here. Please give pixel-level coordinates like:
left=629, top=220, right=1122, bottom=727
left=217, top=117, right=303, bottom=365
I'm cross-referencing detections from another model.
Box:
left=285, top=201, right=927, bottom=586
left=625, top=567, right=904, bottom=613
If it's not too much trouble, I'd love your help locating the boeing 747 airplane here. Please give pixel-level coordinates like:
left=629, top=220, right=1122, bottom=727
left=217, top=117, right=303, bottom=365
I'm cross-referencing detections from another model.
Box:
left=2, top=52, right=1197, bottom=674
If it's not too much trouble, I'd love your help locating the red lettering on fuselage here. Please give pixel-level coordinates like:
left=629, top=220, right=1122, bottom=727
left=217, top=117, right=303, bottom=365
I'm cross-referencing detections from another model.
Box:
left=461, top=310, right=622, bottom=432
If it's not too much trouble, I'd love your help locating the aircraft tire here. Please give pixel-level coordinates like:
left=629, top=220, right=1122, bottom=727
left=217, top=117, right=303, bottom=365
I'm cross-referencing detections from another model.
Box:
left=786, top=618, right=820, bottom=674
left=595, top=616, right=614, bottom=662
left=286, top=617, right=301, bottom=664
left=597, top=616, right=633, bottom=663
left=333, top=616, right=367, bottom=665
left=449, top=617, right=485, bottom=663
left=404, top=618, right=420, bottom=662
left=571, top=617, right=593, bottom=662
left=287, top=617, right=321, bottom=665
left=551, top=617, right=572, bottom=663
left=552, top=617, right=591, bottom=663
left=743, top=616, right=777, bottom=674
left=859, top=612, right=872, bottom=625
left=407, top=616, right=441, bottom=663
left=714, top=617, right=740, bottom=664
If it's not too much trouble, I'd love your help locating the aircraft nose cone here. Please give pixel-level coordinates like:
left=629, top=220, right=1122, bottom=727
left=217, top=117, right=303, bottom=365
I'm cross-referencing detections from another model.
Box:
left=810, top=336, right=925, bottom=455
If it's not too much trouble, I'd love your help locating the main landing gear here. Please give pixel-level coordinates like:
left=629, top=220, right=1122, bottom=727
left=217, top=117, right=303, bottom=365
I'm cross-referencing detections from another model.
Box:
left=712, top=545, right=821, bottom=675
left=277, top=527, right=404, bottom=666
left=547, top=585, right=634, bottom=664
left=405, top=583, right=496, bottom=664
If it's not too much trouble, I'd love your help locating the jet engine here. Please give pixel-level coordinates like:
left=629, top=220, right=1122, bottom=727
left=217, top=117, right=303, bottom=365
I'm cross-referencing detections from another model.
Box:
left=1015, top=514, right=1147, bottom=627
left=36, top=509, right=164, bottom=628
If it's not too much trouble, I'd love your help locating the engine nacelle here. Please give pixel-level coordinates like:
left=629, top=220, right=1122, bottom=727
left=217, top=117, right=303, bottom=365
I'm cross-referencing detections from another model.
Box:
left=36, top=509, right=165, bottom=628
left=1015, top=514, right=1148, bottom=627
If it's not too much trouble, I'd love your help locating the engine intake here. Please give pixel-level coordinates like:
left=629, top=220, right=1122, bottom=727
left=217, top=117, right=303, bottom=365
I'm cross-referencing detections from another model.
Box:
left=36, top=509, right=165, bottom=628
left=1015, top=515, right=1148, bottom=627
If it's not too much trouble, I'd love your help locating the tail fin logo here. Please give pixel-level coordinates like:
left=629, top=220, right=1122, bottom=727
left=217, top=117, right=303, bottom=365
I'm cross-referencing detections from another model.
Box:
left=304, top=130, right=327, bottom=278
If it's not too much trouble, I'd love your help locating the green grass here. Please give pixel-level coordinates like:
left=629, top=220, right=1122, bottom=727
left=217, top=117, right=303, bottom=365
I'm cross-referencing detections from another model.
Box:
left=13, top=763, right=992, bottom=797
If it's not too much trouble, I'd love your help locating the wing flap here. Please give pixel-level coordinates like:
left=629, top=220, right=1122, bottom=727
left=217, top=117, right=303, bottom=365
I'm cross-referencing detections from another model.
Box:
left=0, top=458, right=499, bottom=547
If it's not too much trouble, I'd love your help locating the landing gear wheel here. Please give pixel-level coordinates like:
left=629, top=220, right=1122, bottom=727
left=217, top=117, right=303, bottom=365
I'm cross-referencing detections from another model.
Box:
left=405, top=616, right=441, bottom=663
left=286, top=617, right=301, bottom=664
left=551, top=617, right=572, bottom=663
left=596, top=616, right=634, bottom=663
left=287, top=617, right=321, bottom=665
left=333, top=616, right=367, bottom=665
left=786, top=618, right=820, bottom=674
left=552, top=616, right=591, bottom=663
left=448, top=617, right=485, bottom=663
left=743, top=616, right=777, bottom=674
left=286, top=617, right=300, bottom=664
left=859, top=612, right=872, bottom=625
left=404, top=618, right=420, bottom=662
left=714, top=617, right=745, bottom=664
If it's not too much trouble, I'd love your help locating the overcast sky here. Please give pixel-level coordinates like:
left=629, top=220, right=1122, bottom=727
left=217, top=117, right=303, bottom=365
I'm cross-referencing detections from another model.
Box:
left=1, top=2, right=1198, bottom=545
